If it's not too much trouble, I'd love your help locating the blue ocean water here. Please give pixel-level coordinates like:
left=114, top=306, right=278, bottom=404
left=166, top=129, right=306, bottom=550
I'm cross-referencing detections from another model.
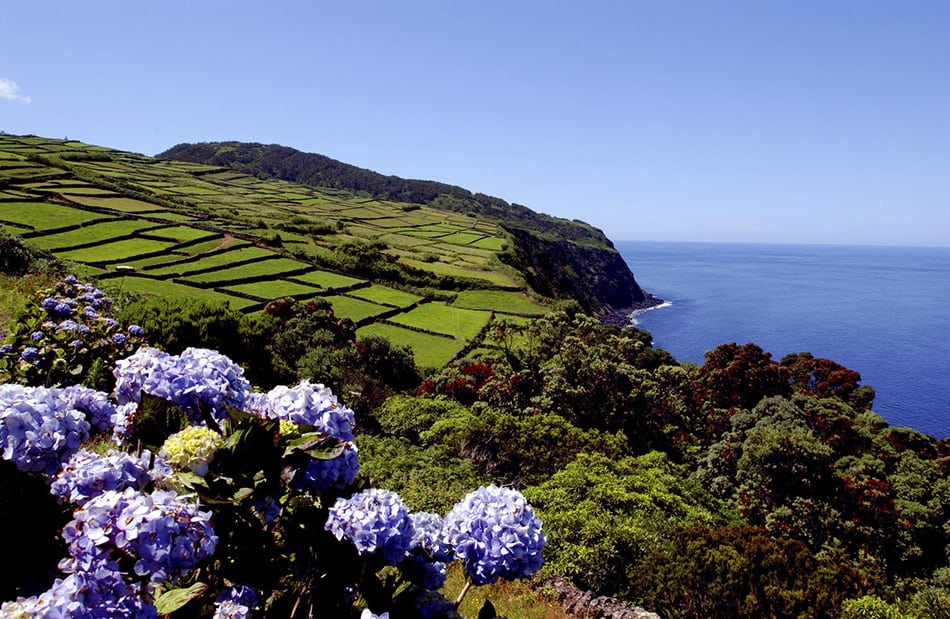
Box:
left=616, top=241, right=950, bottom=438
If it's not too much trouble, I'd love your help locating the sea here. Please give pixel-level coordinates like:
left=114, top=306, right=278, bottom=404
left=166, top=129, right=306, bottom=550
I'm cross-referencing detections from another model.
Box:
left=616, top=241, right=950, bottom=438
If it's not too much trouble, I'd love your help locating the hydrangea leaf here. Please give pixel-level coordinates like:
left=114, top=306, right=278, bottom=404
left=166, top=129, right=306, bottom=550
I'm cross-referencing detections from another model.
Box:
left=154, top=581, right=208, bottom=614
left=129, top=393, right=190, bottom=451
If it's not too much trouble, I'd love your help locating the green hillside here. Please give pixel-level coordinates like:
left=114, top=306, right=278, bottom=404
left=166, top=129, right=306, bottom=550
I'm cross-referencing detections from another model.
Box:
left=158, top=141, right=655, bottom=312
left=0, top=133, right=566, bottom=367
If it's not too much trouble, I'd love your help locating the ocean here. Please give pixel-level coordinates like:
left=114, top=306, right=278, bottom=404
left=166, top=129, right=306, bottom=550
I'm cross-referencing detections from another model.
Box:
left=616, top=241, right=950, bottom=438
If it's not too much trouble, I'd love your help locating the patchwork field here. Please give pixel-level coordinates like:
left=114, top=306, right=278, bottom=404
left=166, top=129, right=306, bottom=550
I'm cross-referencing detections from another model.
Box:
left=0, top=133, right=557, bottom=367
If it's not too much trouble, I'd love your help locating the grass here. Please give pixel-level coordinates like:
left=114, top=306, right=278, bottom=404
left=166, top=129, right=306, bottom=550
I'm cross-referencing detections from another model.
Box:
left=141, top=226, right=220, bottom=243
left=221, top=279, right=321, bottom=299
left=442, top=566, right=569, bottom=619
left=57, top=238, right=174, bottom=262
left=356, top=322, right=464, bottom=369
left=102, top=276, right=258, bottom=309
left=290, top=269, right=364, bottom=289
left=184, top=258, right=309, bottom=284
left=346, top=285, right=422, bottom=308
left=0, top=202, right=110, bottom=230
left=389, top=303, right=491, bottom=340
left=400, top=257, right=520, bottom=287
left=145, top=246, right=276, bottom=275
left=27, top=220, right=161, bottom=250
left=64, top=195, right=166, bottom=213
left=453, top=290, right=549, bottom=316
left=322, top=295, right=389, bottom=322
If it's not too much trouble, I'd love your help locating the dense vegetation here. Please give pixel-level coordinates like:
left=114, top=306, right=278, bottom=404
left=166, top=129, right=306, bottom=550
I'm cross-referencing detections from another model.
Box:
left=158, top=141, right=651, bottom=311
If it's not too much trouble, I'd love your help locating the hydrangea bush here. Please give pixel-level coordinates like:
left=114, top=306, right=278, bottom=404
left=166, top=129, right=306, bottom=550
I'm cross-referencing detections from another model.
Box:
left=0, top=278, right=546, bottom=618
left=0, top=276, right=145, bottom=388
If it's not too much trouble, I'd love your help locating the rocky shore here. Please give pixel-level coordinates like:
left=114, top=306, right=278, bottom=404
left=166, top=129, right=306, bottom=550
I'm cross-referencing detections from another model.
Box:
left=598, top=292, right=666, bottom=328
left=540, top=576, right=661, bottom=618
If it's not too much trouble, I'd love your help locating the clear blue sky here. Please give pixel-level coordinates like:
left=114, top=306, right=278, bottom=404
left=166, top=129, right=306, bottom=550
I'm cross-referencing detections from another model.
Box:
left=2, top=1, right=948, bottom=246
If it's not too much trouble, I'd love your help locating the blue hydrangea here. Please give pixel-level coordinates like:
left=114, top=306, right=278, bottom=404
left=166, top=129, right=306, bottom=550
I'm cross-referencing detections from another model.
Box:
left=60, top=384, right=116, bottom=431
left=325, top=489, right=413, bottom=564
left=0, top=384, right=91, bottom=476
left=53, top=302, right=73, bottom=318
left=113, top=347, right=250, bottom=429
left=21, top=346, right=38, bottom=360
left=0, top=344, right=12, bottom=354
left=441, top=485, right=546, bottom=585
left=51, top=448, right=169, bottom=506
left=409, top=511, right=451, bottom=562
left=112, top=333, right=127, bottom=345
left=128, top=324, right=145, bottom=338
left=213, top=585, right=259, bottom=619
left=399, top=554, right=447, bottom=590
left=61, top=488, right=217, bottom=584
left=7, top=567, right=158, bottom=618
left=245, top=380, right=354, bottom=441
left=293, top=441, right=359, bottom=492
left=30, top=331, right=44, bottom=342
left=407, top=591, right=463, bottom=619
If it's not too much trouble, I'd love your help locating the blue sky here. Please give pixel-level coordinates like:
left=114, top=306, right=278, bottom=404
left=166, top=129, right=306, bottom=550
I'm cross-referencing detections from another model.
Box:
left=2, top=1, right=948, bottom=246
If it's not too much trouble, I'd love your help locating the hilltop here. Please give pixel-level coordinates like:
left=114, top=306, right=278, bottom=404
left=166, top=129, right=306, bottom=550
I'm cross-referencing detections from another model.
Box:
left=158, top=141, right=656, bottom=313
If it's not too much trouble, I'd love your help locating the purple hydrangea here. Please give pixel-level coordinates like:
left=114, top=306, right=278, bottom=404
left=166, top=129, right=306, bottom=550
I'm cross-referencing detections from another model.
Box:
left=112, top=333, right=127, bottom=345
left=441, top=485, right=546, bottom=585
left=61, top=487, right=217, bottom=584
left=409, top=511, right=451, bottom=562
left=7, top=567, right=157, bottom=618
left=51, top=448, right=170, bottom=506
left=129, top=324, right=145, bottom=338
left=213, top=585, right=259, bottom=619
left=53, top=302, right=73, bottom=318
left=60, top=384, right=116, bottom=431
left=325, top=489, right=413, bottom=564
left=0, top=384, right=91, bottom=476
left=246, top=380, right=354, bottom=441
left=41, top=297, right=59, bottom=311
left=57, top=319, right=79, bottom=332
left=113, top=347, right=250, bottom=429
left=21, top=346, right=39, bottom=360
left=293, top=441, right=359, bottom=492
left=30, top=331, right=44, bottom=342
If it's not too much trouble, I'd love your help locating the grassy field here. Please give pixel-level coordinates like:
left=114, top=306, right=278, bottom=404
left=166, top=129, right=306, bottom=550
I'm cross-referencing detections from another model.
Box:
left=389, top=303, right=491, bottom=340
left=0, top=202, right=110, bottom=230
left=453, top=290, right=549, bottom=316
left=357, top=322, right=464, bottom=368
left=0, top=133, right=556, bottom=368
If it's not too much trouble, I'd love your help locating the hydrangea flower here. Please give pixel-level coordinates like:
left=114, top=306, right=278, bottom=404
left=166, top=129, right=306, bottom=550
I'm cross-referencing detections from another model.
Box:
left=399, top=554, right=447, bottom=590
left=245, top=380, right=354, bottom=441
left=128, top=324, right=145, bottom=338
left=159, top=425, right=223, bottom=477
left=60, top=384, right=116, bottom=431
left=213, top=585, right=258, bottom=619
left=0, top=384, right=90, bottom=476
left=0, top=344, right=12, bottom=354
left=441, top=485, right=546, bottom=585
left=61, top=487, right=217, bottom=584
left=409, top=511, right=451, bottom=562
left=30, top=331, right=44, bottom=342
left=20, top=346, right=38, bottom=361
left=292, top=440, right=359, bottom=492
left=113, top=347, right=250, bottom=428
left=112, top=333, right=127, bottom=345
left=51, top=448, right=169, bottom=506
left=325, top=489, right=413, bottom=564
left=3, top=567, right=157, bottom=618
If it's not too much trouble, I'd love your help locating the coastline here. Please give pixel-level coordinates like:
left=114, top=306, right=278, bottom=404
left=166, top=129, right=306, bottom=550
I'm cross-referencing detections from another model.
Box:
left=599, top=292, right=667, bottom=328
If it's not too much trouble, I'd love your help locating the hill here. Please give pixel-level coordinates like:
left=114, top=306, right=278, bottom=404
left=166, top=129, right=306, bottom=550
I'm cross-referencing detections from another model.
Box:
left=157, top=141, right=656, bottom=312
left=0, top=133, right=650, bottom=367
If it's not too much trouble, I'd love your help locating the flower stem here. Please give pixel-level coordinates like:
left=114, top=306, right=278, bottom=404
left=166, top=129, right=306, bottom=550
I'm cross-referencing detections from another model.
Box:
left=455, top=580, right=473, bottom=609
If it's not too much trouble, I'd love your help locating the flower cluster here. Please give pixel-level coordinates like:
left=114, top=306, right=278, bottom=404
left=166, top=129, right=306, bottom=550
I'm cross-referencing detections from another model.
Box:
left=113, top=347, right=250, bottom=431
left=60, top=384, right=117, bottom=431
left=0, top=276, right=145, bottom=387
left=0, top=384, right=90, bottom=476
left=325, top=489, right=414, bottom=564
left=441, top=485, right=546, bottom=585
left=159, top=425, right=223, bottom=477
left=246, top=380, right=354, bottom=441
left=61, top=487, right=217, bottom=584
left=51, top=448, right=169, bottom=506
left=213, top=585, right=259, bottom=619
left=294, top=440, right=359, bottom=492
left=1, top=567, right=157, bottom=618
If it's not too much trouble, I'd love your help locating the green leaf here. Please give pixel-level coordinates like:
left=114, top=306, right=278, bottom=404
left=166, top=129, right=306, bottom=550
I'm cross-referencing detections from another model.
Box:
left=128, top=393, right=190, bottom=451
left=154, top=582, right=208, bottom=614
left=284, top=432, right=345, bottom=460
